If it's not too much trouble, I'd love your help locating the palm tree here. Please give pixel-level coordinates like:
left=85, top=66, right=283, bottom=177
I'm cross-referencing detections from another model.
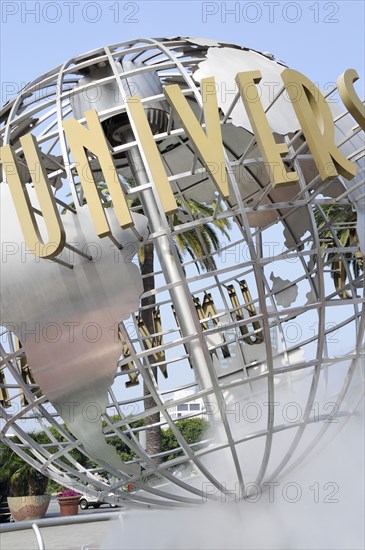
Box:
left=0, top=435, right=49, bottom=496
left=314, top=204, right=363, bottom=298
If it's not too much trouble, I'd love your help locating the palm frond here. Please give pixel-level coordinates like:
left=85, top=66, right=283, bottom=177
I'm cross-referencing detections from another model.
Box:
left=314, top=203, right=363, bottom=293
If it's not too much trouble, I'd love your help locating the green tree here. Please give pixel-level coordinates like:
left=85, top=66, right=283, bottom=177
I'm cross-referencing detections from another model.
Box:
left=0, top=435, right=49, bottom=496
left=105, top=417, right=145, bottom=463
left=161, top=418, right=209, bottom=461
left=315, top=204, right=363, bottom=297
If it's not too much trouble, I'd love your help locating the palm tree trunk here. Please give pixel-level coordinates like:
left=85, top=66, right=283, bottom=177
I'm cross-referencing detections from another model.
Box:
left=140, top=242, right=162, bottom=464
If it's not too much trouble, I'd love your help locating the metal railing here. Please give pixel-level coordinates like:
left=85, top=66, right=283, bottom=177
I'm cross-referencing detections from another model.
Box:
left=0, top=510, right=124, bottom=550
left=0, top=509, right=121, bottom=532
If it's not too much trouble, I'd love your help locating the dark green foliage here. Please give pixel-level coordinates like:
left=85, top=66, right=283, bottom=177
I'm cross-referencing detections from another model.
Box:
left=172, top=198, right=231, bottom=272
left=0, top=417, right=208, bottom=496
left=0, top=434, right=49, bottom=497
left=314, top=204, right=363, bottom=294
left=161, top=418, right=209, bottom=461
left=105, top=418, right=145, bottom=461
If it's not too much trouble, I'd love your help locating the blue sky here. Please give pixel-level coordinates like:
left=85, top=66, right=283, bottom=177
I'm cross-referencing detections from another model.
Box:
left=1, top=0, right=364, bottom=103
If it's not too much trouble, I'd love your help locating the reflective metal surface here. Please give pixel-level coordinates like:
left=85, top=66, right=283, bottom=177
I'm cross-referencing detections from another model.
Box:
left=0, top=184, right=148, bottom=474
left=0, top=37, right=364, bottom=506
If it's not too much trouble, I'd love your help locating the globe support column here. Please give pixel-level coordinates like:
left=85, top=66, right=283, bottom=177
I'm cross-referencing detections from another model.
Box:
left=126, top=145, right=225, bottom=423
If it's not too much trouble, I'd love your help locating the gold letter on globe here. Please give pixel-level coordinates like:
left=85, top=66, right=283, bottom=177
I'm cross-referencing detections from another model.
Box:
left=0, top=134, right=65, bottom=258
left=236, top=71, right=299, bottom=187
left=126, top=96, right=178, bottom=214
left=63, top=109, right=133, bottom=237
left=164, top=77, right=230, bottom=198
left=337, top=69, right=365, bottom=131
left=281, top=69, right=357, bottom=181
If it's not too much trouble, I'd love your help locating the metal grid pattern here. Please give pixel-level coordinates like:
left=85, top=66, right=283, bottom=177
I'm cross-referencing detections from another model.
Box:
left=0, top=37, right=364, bottom=506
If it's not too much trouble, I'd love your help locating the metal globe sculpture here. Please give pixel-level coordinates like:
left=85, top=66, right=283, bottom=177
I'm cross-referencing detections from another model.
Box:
left=0, top=37, right=364, bottom=506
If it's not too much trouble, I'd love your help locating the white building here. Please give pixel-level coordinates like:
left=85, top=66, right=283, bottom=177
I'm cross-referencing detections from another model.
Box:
left=166, top=389, right=207, bottom=423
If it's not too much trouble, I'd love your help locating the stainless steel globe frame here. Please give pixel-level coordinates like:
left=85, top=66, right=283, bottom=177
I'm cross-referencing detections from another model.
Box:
left=0, top=37, right=364, bottom=506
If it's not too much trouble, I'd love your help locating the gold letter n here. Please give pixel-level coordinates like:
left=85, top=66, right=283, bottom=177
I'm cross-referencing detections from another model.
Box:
left=63, top=109, right=133, bottom=237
